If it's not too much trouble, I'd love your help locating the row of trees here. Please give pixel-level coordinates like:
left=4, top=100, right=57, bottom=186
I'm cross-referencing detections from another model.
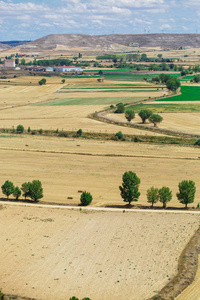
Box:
left=115, top=104, right=163, bottom=127
left=152, top=74, right=181, bottom=92
left=1, top=180, right=43, bottom=202
left=119, top=171, right=196, bottom=208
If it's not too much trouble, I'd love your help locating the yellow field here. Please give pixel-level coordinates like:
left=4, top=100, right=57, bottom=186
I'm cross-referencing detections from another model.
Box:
left=0, top=135, right=200, bottom=207
left=0, top=205, right=199, bottom=300
left=0, top=74, right=200, bottom=300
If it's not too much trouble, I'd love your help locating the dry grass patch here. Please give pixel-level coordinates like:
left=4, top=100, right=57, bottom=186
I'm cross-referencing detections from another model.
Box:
left=0, top=205, right=199, bottom=300
left=0, top=136, right=200, bottom=207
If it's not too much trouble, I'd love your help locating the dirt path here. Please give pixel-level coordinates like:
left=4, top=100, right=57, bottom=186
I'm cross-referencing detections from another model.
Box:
left=1, top=201, right=200, bottom=214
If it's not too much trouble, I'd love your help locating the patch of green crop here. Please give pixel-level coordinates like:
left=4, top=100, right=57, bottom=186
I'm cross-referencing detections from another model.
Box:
left=157, top=86, right=200, bottom=101
left=127, top=103, right=200, bottom=113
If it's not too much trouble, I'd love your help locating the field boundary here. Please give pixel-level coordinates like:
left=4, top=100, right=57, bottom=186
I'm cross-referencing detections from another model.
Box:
left=150, top=227, right=200, bottom=300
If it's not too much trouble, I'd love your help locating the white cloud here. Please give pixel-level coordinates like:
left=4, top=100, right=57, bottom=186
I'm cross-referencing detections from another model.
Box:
left=160, top=24, right=171, bottom=30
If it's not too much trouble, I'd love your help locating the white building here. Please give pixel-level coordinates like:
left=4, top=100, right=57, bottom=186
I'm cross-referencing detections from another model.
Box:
left=4, top=59, right=15, bottom=68
left=54, top=66, right=82, bottom=73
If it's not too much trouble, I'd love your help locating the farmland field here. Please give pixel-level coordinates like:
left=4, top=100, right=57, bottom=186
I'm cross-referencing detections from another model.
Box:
left=0, top=135, right=200, bottom=207
left=0, top=205, right=199, bottom=300
left=157, top=86, right=200, bottom=101
left=1, top=73, right=200, bottom=300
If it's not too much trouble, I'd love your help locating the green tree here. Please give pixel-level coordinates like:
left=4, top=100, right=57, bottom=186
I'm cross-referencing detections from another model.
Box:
left=149, top=114, right=163, bottom=127
left=114, top=131, right=124, bottom=140
left=16, top=124, right=24, bottom=134
left=159, top=186, right=172, bottom=208
left=166, top=78, right=180, bottom=92
left=21, top=182, right=31, bottom=200
left=115, top=103, right=125, bottom=113
left=177, top=180, right=196, bottom=208
left=61, top=79, right=65, bottom=84
left=20, top=58, right=25, bottom=65
left=76, top=129, right=82, bottom=137
left=147, top=186, right=159, bottom=207
left=13, top=186, right=21, bottom=200
left=1, top=180, right=14, bottom=199
left=119, top=171, right=140, bottom=205
left=38, top=78, right=46, bottom=85
left=138, top=109, right=153, bottom=124
left=29, top=180, right=43, bottom=202
left=125, top=109, right=135, bottom=122
left=194, top=139, right=200, bottom=146
left=80, top=191, right=93, bottom=206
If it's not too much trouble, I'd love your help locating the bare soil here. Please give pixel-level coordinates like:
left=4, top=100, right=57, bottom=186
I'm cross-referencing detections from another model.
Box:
left=0, top=205, right=199, bottom=300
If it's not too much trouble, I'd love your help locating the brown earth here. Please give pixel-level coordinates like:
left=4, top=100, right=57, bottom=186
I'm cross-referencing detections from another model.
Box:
left=0, top=205, right=199, bottom=300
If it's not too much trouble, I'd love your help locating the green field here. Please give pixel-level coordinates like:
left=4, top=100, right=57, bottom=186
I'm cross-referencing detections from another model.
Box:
left=33, top=97, right=146, bottom=106
left=157, top=86, right=200, bottom=101
left=127, top=103, right=200, bottom=113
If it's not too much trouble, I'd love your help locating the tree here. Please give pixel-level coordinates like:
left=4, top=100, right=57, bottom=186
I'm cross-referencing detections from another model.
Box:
left=38, top=78, right=46, bottom=85
left=1, top=180, right=14, bottom=199
left=149, top=114, right=163, bottom=127
left=61, top=79, right=65, bottom=84
left=166, top=78, right=180, bottom=92
left=29, top=180, right=43, bottom=202
left=138, top=109, right=153, bottom=124
left=76, top=129, right=82, bottom=137
left=114, top=131, right=124, bottom=140
left=16, top=124, right=24, bottom=134
left=20, top=58, right=25, bottom=65
left=125, top=109, right=135, bottom=122
left=159, top=186, right=172, bottom=208
left=177, top=180, right=196, bottom=208
left=119, top=171, right=140, bottom=205
left=21, top=182, right=31, bottom=200
left=147, top=186, right=159, bottom=207
left=194, top=139, right=200, bottom=146
left=115, top=103, right=125, bottom=113
left=13, top=186, right=21, bottom=200
left=80, top=191, right=93, bottom=206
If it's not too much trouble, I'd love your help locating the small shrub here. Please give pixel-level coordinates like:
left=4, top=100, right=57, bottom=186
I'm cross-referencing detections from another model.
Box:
left=12, top=128, right=16, bottom=133
left=58, top=131, right=69, bottom=137
left=114, top=131, right=124, bottom=140
left=0, top=290, right=4, bottom=300
left=31, top=130, right=37, bottom=135
left=80, top=191, right=93, bottom=206
left=38, top=78, right=46, bottom=85
left=110, top=104, right=114, bottom=109
left=16, top=124, right=24, bottom=134
left=194, top=139, right=200, bottom=146
left=76, top=129, right=82, bottom=137
left=28, top=126, right=31, bottom=133
left=38, top=129, right=43, bottom=134
left=115, top=103, right=125, bottom=113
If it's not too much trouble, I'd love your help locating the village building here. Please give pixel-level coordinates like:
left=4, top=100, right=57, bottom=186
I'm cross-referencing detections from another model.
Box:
left=54, top=66, right=82, bottom=73
left=4, top=59, right=15, bottom=68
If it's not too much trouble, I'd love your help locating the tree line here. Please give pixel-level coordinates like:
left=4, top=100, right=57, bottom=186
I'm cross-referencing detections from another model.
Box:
left=1, top=180, right=43, bottom=202
left=119, top=171, right=196, bottom=208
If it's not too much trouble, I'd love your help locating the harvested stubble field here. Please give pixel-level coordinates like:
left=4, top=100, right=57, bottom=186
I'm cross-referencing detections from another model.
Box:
left=0, top=204, right=199, bottom=300
left=106, top=110, right=200, bottom=136
left=0, top=135, right=200, bottom=207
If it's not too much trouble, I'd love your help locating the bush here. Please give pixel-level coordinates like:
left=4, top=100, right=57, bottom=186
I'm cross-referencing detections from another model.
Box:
left=114, top=131, right=124, bottom=140
left=76, top=129, right=82, bottom=137
left=80, top=191, right=93, bottom=206
left=115, top=103, right=125, bottom=113
left=28, top=126, right=31, bottom=133
left=58, top=131, right=69, bottom=137
left=194, top=139, right=200, bottom=146
left=38, top=129, right=43, bottom=134
left=16, top=124, right=24, bottom=134
left=0, top=290, right=4, bottom=300
left=38, top=78, right=46, bottom=85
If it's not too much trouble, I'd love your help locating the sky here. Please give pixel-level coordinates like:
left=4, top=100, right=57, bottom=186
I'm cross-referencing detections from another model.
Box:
left=0, top=0, right=199, bottom=41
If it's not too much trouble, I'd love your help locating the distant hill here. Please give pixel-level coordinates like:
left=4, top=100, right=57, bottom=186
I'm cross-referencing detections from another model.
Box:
left=0, top=40, right=30, bottom=48
left=20, top=34, right=200, bottom=52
